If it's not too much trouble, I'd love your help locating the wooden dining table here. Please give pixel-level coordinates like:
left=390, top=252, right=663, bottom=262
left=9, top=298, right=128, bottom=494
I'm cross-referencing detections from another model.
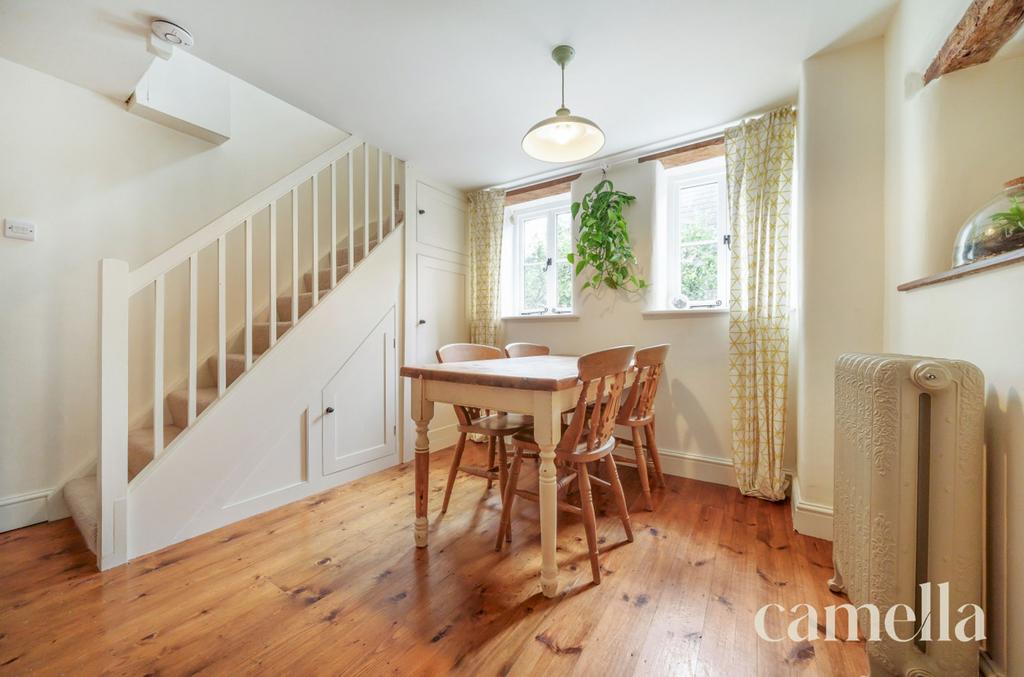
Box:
left=400, top=354, right=635, bottom=598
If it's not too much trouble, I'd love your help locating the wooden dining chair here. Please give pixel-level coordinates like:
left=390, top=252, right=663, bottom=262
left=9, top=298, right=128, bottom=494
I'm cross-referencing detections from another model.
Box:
left=496, top=345, right=636, bottom=585
left=504, top=342, right=550, bottom=358
left=615, top=344, right=670, bottom=511
left=436, top=343, right=532, bottom=514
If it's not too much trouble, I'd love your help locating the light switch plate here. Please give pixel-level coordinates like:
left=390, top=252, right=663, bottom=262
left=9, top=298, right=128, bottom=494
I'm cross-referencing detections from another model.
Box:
left=4, top=218, right=36, bottom=241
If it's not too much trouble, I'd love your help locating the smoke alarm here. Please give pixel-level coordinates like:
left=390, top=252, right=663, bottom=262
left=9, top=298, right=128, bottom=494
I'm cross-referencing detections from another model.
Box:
left=151, top=20, right=194, bottom=48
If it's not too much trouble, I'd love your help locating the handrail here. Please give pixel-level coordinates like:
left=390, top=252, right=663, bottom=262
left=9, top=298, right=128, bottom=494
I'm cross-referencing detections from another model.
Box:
left=128, top=135, right=364, bottom=295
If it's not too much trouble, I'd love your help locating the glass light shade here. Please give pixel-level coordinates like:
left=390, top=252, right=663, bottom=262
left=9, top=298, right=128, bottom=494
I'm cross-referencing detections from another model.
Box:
left=952, top=176, right=1024, bottom=266
left=522, top=109, right=605, bottom=163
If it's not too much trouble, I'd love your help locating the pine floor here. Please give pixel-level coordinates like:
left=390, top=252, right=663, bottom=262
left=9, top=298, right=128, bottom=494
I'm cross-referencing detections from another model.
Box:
left=0, top=443, right=867, bottom=676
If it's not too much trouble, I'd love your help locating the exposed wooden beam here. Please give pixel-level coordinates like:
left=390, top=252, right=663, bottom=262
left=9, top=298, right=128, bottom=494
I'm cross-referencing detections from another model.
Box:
left=924, top=0, right=1024, bottom=84
left=504, top=173, right=581, bottom=206
left=637, top=136, right=725, bottom=169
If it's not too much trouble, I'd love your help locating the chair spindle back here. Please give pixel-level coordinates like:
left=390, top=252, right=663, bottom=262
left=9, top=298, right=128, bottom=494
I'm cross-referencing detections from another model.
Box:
left=618, top=344, right=670, bottom=425
left=436, top=343, right=503, bottom=425
left=504, top=342, right=551, bottom=358
left=560, top=346, right=635, bottom=457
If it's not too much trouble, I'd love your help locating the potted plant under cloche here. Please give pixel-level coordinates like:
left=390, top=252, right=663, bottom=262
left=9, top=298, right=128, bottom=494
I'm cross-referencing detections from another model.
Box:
left=953, top=176, right=1024, bottom=266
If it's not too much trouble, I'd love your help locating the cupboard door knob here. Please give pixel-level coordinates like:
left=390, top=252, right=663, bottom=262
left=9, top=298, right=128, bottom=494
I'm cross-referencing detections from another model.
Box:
left=325, top=407, right=335, bottom=414
left=418, top=319, right=426, bottom=325
left=418, top=209, right=425, bottom=215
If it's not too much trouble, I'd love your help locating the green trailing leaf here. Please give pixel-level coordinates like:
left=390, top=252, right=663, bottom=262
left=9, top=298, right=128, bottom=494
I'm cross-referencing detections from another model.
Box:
left=568, top=179, right=647, bottom=293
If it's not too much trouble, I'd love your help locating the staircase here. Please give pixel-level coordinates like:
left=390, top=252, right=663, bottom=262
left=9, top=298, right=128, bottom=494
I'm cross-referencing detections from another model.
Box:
left=67, top=137, right=404, bottom=566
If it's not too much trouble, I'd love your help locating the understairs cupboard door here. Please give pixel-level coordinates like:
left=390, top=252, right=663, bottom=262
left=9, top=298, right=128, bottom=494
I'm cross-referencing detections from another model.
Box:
left=321, top=308, right=397, bottom=475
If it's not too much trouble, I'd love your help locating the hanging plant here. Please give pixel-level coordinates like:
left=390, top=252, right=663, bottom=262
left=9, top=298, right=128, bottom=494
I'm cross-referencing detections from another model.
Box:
left=567, top=179, right=647, bottom=292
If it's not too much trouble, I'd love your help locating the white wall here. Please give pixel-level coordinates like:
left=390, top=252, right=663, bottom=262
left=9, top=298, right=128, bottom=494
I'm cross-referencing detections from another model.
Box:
left=794, top=38, right=886, bottom=536
left=883, top=1, right=1024, bottom=670
left=0, top=55, right=346, bottom=516
left=503, top=161, right=737, bottom=485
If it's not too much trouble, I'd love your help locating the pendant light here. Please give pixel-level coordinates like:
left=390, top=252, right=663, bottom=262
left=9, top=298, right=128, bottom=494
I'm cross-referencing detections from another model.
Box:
left=522, top=45, right=605, bottom=163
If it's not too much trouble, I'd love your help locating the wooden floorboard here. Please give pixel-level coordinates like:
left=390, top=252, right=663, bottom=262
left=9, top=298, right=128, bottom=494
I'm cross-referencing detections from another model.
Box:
left=0, top=443, right=867, bottom=676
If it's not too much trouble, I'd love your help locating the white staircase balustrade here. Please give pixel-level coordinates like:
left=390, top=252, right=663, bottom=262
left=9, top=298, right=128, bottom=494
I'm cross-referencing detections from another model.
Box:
left=88, top=136, right=406, bottom=569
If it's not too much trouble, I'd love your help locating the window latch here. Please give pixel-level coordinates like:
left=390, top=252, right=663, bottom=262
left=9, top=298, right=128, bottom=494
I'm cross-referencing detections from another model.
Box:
left=543, top=257, right=553, bottom=271
left=723, top=234, right=731, bottom=249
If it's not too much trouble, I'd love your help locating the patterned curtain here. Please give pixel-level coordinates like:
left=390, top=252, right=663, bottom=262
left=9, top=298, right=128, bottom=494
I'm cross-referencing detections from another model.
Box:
left=725, top=107, right=796, bottom=501
left=467, top=189, right=506, bottom=346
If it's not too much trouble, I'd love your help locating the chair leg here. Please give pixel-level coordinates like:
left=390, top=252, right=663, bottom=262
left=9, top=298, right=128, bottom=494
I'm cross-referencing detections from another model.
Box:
left=631, top=427, right=654, bottom=511
left=645, top=423, right=666, bottom=487
left=604, top=454, right=634, bottom=542
left=577, top=463, right=601, bottom=585
left=497, top=436, right=509, bottom=497
left=495, top=451, right=524, bottom=551
left=441, top=433, right=467, bottom=514
left=485, top=436, right=496, bottom=490
left=496, top=436, right=512, bottom=543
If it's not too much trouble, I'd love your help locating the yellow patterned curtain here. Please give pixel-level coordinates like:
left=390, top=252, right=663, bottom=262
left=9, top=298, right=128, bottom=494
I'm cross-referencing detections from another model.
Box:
left=725, top=107, right=795, bottom=501
left=467, top=189, right=506, bottom=346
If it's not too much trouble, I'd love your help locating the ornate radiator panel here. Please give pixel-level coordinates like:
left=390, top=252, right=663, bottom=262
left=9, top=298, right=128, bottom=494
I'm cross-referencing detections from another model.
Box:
left=831, top=354, right=984, bottom=677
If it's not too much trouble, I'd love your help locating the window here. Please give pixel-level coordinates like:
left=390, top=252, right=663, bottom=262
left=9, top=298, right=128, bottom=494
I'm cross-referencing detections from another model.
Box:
left=502, top=196, right=574, bottom=316
left=665, top=157, right=730, bottom=309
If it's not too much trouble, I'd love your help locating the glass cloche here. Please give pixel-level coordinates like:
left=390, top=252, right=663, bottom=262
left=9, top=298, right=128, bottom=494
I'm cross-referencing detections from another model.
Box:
left=953, top=176, right=1024, bottom=266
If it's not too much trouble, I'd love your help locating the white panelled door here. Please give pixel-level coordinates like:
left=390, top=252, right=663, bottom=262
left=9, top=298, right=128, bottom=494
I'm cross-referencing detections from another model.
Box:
left=322, top=308, right=397, bottom=475
left=415, top=255, right=468, bottom=441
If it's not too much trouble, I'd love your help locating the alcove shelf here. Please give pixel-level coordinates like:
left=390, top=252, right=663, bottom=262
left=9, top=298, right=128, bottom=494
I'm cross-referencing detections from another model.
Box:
left=897, top=248, right=1024, bottom=291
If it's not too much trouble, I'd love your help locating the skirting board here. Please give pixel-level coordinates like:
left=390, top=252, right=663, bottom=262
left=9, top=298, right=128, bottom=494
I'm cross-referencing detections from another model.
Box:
left=0, top=490, right=51, bottom=533
left=791, top=478, right=834, bottom=541
left=613, top=447, right=739, bottom=488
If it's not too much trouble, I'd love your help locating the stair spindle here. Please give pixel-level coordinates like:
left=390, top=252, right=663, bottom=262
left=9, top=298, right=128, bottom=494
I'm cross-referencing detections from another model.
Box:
left=311, top=174, right=319, bottom=307
left=330, top=161, right=338, bottom=289
left=269, top=202, right=278, bottom=348
left=348, top=152, right=354, bottom=271
left=217, top=235, right=227, bottom=396
left=363, top=144, right=369, bottom=260
left=244, top=217, right=253, bottom=370
left=377, top=147, right=384, bottom=243
left=291, top=187, right=299, bottom=326
left=390, top=154, right=396, bottom=234
left=187, top=252, right=198, bottom=425
left=153, top=275, right=165, bottom=456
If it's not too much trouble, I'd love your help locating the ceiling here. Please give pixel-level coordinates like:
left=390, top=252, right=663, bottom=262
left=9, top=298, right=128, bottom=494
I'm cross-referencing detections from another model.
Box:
left=0, top=0, right=901, bottom=190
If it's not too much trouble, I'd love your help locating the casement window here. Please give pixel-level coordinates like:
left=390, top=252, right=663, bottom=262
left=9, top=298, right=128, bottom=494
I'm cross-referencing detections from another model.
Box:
left=502, top=195, right=574, bottom=316
left=664, top=157, right=730, bottom=309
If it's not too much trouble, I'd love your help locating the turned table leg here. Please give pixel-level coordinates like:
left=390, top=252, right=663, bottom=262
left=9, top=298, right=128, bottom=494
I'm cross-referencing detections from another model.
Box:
left=412, top=377, right=434, bottom=548
left=534, top=391, right=562, bottom=598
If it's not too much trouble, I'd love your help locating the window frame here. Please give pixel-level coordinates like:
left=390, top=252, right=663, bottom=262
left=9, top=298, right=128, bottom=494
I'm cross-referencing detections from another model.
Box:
left=665, top=158, right=731, bottom=310
left=506, top=195, right=574, bottom=316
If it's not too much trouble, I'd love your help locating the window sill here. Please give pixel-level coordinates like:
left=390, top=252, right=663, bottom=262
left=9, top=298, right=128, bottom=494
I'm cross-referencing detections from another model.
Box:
left=502, top=313, right=579, bottom=321
left=642, top=308, right=729, bottom=318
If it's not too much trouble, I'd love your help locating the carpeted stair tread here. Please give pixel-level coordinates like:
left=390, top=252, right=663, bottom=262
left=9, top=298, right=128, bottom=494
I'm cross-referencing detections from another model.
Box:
left=166, top=387, right=219, bottom=428
left=128, top=425, right=183, bottom=480
left=64, top=475, right=98, bottom=554
left=206, top=353, right=246, bottom=387
left=252, top=321, right=294, bottom=354
left=303, top=265, right=351, bottom=293
left=276, top=289, right=331, bottom=322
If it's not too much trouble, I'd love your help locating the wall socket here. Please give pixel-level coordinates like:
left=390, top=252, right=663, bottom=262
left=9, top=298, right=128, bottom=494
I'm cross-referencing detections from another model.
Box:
left=4, top=218, right=36, bottom=241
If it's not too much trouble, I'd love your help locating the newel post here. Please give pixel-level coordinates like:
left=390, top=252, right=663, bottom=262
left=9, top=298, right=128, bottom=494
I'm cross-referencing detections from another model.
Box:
left=98, top=258, right=130, bottom=569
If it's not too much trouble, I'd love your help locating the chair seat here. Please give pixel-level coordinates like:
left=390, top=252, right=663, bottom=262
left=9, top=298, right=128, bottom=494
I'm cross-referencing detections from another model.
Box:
left=461, top=413, right=532, bottom=435
left=512, top=425, right=612, bottom=462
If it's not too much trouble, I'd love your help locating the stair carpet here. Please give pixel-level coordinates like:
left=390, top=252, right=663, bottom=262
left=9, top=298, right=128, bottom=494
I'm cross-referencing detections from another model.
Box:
left=64, top=222, right=394, bottom=554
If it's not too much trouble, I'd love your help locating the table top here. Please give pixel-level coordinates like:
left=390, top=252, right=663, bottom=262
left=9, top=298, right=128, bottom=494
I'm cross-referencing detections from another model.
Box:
left=400, top=355, right=583, bottom=391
